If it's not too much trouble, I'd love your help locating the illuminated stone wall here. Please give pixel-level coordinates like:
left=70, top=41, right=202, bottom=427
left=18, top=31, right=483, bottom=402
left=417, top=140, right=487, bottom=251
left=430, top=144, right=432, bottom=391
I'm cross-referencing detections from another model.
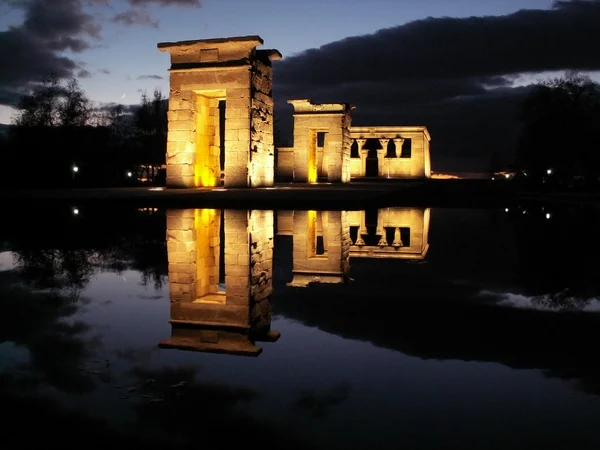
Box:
left=349, top=127, right=432, bottom=179
left=347, top=207, right=431, bottom=259
left=158, top=36, right=280, bottom=188
left=162, top=209, right=277, bottom=356
left=287, top=99, right=354, bottom=183
left=288, top=210, right=351, bottom=286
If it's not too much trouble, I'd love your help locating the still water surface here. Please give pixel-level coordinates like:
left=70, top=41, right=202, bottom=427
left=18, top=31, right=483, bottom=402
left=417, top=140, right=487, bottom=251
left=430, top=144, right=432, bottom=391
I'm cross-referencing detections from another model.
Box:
left=1, top=204, right=600, bottom=449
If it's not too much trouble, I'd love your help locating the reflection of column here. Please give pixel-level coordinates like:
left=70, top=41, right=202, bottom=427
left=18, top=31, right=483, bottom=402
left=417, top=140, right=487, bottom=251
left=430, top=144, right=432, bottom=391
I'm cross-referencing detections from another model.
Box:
left=393, top=138, right=405, bottom=158
left=289, top=210, right=351, bottom=287
left=161, top=209, right=279, bottom=357
left=355, top=210, right=367, bottom=246
left=357, top=139, right=367, bottom=176
left=379, top=139, right=390, bottom=178
left=376, top=208, right=387, bottom=246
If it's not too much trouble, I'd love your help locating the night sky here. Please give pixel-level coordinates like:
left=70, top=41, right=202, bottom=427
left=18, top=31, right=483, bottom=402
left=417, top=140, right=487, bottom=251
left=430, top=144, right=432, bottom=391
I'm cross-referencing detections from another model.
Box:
left=1, top=0, right=599, bottom=172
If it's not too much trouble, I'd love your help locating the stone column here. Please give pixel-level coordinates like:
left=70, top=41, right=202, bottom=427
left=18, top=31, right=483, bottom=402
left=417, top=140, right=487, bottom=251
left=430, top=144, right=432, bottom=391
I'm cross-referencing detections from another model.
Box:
left=393, top=138, right=405, bottom=158
left=378, top=139, right=389, bottom=178
left=357, top=139, right=367, bottom=176
left=392, top=227, right=403, bottom=248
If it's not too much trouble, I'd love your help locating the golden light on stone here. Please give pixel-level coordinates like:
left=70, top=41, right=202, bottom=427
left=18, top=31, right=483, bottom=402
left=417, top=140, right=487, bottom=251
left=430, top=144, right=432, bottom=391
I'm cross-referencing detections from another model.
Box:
left=158, top=36, right=280, bottom=189
left=158, top=35, right=431, bottom=187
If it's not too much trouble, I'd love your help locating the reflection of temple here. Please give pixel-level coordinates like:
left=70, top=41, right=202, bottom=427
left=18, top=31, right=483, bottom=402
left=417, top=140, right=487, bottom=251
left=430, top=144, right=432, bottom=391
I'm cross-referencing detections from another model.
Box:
left=160, top=209, right=279, bottom=356
left=277, top=208, right=430, bottom=286
left=348, top=208, right=430, bottom=260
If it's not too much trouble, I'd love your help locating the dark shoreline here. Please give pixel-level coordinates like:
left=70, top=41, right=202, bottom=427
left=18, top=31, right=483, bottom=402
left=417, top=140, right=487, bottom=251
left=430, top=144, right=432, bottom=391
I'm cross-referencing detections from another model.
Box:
left=1, top=179, right=598, bottom=210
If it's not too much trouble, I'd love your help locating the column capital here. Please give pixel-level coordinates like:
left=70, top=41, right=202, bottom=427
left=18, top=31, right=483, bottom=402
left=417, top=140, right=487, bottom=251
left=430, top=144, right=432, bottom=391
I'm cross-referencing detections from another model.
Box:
left=393, top=138, right=404, bottom=145
left=378, top=138, right=390, bottom=146
left=356, top=138, right=367, bottom=148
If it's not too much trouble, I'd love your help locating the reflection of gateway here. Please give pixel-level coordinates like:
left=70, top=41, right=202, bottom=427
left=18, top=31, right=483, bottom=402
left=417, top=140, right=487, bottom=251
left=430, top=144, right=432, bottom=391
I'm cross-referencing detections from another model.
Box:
left=277, top=208, right=430, bottom=287
left=160, top=209, right=280, bottom=356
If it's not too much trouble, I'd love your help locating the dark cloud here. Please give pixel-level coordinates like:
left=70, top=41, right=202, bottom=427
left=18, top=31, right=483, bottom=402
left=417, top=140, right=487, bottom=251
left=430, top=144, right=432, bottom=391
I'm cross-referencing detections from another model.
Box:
left=0, top=0, right=100, bottom=107
left=112, top=9, right=159, bottom=28
left=274, top=0, right=600, bottom=172
left=77, top=69, right=92, bottom=78
left=98, top=68, right=111, bottom=75
left=136, top=74, right=164, bottom=80
left=0, top=0, right=202, bottom=108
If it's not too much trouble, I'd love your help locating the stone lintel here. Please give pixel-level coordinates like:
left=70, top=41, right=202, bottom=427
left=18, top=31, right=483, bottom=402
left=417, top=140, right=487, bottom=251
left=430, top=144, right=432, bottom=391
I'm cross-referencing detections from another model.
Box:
left=158, top=35, right=264, bottom=51
left=168, top=63, right=252, bottom=73
left=288, top=99, right=355, bottom=114
left=350, top=126, right=431, bottom=141
left=256, top=49, right=282, bottom=61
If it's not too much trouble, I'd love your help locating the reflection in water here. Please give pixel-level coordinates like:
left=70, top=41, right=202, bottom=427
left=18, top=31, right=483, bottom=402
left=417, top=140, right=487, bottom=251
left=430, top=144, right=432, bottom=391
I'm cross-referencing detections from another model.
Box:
left=6, top=204, right=600, bottom=449
left=160, top=209, right=280, bottom=356
left=277, top=208, right=430, bottom=286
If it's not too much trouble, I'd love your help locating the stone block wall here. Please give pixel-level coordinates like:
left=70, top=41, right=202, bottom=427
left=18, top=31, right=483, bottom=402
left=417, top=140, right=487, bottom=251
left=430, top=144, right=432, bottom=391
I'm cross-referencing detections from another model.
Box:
left=275, top=147, right=294, bottom=180
left=249, top=53, right=276, bottom=187
left=288, top=210, right=350, bottom=286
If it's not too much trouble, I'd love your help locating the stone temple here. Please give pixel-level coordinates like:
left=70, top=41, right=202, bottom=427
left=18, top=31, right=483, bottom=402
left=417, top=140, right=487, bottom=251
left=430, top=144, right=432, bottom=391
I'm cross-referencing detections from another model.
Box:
left=158, top=35, right=431, bottom=188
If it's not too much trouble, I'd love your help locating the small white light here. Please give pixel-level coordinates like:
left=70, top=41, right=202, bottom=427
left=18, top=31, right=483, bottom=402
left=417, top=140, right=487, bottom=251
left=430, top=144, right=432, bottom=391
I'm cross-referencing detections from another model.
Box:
left=523, top=210, right=527, bottom=214
left=547, top=168, right=553, bottom=175
left=73, top=208, right=79, bottom=215
left=505, top=208, right=509, bottom=212
left=127, top=171, right=132, bottom=177
left=504, top=174, right=510, bottom=179
left=491, top=177, right=495, bottom=181
left=546, top=213, right=551, bottom=219
left=73, top=166, right=79, bottom=172
left=148, top=187, right=164, bottom=191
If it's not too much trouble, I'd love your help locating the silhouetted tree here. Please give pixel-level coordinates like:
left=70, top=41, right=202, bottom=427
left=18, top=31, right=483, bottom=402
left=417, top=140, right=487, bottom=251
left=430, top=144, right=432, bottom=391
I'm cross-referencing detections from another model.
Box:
left=133, top=89, right=167, bottom=182
left=515, top=71, right=600, bottom=188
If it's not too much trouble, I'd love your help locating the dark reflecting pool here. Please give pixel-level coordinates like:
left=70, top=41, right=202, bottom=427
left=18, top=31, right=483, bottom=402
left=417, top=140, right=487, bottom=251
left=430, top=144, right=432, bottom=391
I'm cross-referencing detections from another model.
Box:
left=2, top=203, right=600, bottom=449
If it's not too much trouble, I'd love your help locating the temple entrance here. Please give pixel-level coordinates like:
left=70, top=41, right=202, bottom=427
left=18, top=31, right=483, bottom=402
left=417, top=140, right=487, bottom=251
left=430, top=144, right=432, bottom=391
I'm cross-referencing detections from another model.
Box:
left=365, top=147, right=379, bottom=177
left=194, top=90, right=225, bottom=187
left=307, top=130, right=319, bottom=183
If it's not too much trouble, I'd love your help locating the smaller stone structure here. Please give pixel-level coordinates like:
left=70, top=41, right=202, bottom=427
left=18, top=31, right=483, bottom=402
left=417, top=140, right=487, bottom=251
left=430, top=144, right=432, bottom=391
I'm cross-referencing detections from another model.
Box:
left=280, top=99, right=354, bottom=183
left=160, top=208, right=279, bottom=356
left=349, top=126, right=431, bottom=179
left=277, top=102, right=431, bottom=182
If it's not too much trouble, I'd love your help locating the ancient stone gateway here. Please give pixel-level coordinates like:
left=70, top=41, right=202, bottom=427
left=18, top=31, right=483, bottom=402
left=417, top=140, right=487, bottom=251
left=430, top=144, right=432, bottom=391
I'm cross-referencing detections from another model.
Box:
left=286, top=99, right=355, bottom=183
left=158, top=36, right=281, bottom=188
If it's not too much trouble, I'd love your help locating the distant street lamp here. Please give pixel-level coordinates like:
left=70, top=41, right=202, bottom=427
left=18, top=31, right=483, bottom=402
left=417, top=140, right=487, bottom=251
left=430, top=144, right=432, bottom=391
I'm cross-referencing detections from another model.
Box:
left=127, top=171, right=132, bottom=177
left=73, top=165, right=79, bottom=173
left=547, top=168, right=553, bottom=175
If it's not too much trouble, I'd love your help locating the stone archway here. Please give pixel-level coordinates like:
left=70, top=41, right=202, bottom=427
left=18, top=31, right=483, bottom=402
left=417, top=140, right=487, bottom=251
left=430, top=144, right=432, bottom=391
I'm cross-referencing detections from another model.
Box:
left=158, top=36, right=281, bottom=188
